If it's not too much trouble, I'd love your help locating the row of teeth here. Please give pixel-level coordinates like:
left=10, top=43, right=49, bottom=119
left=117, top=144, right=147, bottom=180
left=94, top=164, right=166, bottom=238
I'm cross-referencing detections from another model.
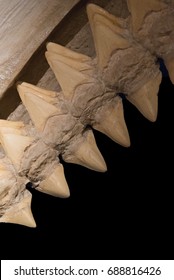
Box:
left=0, top=1, right=174, bottom=227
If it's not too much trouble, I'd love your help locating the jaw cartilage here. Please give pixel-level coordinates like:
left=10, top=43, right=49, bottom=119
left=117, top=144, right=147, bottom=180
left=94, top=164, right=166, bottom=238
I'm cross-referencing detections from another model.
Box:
left=0, top=1, right=173, bottom=227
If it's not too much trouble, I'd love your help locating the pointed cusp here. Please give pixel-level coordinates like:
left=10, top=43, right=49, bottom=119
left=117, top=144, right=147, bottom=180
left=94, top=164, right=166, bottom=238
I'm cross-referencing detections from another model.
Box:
left=127, top=0, right=166, bottom=33
left=0, top=190, right=36, bottom=228
left=36, top=163, right=70, bottom=198
left=87, top=3, right=130, bottom=69
left=45, top=44, right=93, bottom=99
left=93, top=96, right=130, bottom=147
left=127, top=72, right=162, bottom=122
left=63, top=130, right=107, bottom=172
left=17, top=83, right=59, bottom=132
left=0, top=120, right=33, bottom=169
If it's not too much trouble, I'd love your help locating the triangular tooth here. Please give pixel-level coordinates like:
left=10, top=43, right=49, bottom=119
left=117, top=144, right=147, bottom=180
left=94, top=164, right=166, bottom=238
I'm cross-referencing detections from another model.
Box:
left=17, top=85, right=59, bottom=131
left=127, top=0, right=166, bottom=33
left=0, top=190, right=36, bottom=228
left=164, top=57, right=174, bottom=84
left=87, top=4, right=130, bottom=69
left=45, top=50, right=92, bottom=99
left=63, top=130, right=107, bottom=172
left=0, top=129, right=33, bottom=169
left=127, top=72, right=162, bottom=122
left=17, top=82, right=58, bottom=104
left=47, top=42, right=92, bottom=64
left=93, top=97, right=130, bottom=147
left=36, top=163, right=70, bottom=198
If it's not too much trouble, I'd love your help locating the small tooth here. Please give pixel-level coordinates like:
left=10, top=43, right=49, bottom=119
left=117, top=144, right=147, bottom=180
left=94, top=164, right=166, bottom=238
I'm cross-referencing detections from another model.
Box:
left=93, top=97, right=130, bottom=147
left=87, top=4, right=130, bottom=69
left=36, top=164, right=70, bottom=198
left=0, top=190, right=36, bottom=228
left=0, top=130, right=33, bottom=169
left=63, top=130, right=107, bottom=172
left=164, top=57, right=174, bottom=84
left=127, top=72, right=162, bottom=122
left=45, top=51, right=92, bottom=99
left=17, top=82, right=58, bottom=104
left=18, top=86, right=59, bottom=131
left=127, top=0, right=166, bottom=33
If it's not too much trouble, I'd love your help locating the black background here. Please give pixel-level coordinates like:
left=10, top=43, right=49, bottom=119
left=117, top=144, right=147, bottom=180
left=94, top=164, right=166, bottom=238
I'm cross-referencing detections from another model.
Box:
left=0, top=68, right=174, bottom=260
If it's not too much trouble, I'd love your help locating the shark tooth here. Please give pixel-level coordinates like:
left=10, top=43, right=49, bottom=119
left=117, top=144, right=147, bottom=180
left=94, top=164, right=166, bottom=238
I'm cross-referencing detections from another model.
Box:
left=45, top=47, right=93, bottom=99
left=0, top=190, right=36, bottom=227
left=36, top=164, right=70, bottom=198
left=63, top=130, right=107, bottom=172
left=87, top=3, right=130, bottom=69
left=127, top=72, right=162, bottom=122
left=0, top=124, right=33, bottom=169
left=46, top=42, right=92, bottom=64
left=93, top=97, right=130, bottom=147
left=164, top=57, right=174, bottom=84
left=17, top=85, right=59, bottom=132
left=127, top=0, right=167, bottom=33
left=17, top=82, right=58, bottom=104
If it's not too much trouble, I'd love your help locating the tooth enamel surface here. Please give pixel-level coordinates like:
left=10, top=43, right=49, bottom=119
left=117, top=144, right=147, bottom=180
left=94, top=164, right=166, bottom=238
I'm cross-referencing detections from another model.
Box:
left=0, top=1, right=173, bottom=227
left=36, top=164, right=70, bottom=198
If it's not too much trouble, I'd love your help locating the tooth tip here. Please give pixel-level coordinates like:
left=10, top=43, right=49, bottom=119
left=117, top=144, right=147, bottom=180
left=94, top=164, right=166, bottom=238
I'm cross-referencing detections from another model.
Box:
left=38, top=164, right=70, bottom=198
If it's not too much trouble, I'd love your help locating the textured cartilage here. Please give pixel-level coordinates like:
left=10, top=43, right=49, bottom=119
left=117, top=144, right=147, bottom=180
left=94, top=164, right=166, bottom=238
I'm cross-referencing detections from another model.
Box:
left=127, top=0, right=174, bottom=84
left=0, top=1, right=174, bottom=227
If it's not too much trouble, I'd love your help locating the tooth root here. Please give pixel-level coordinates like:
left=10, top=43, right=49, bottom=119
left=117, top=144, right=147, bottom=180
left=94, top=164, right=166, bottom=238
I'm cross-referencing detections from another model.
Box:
left=17, top=85, right=59, bottom=132
left=0, top=131, right=33, bottom=169
left=36, top=164, right=70, bottom=198
left=127, top=0, right=166, bottom=33
left=45, top=51, right=92, bottom=99
left=17, top=82, right=58, bottom=103
left=63, top=130, right=107, bottom=172
left=87, top=4, right=130, bottom=69
left=164, top=57, right=174, bottom=84
left=127, top=72, right=162, bottom=122
left=0, top=190, right=36, bottom=228
left=93, top=97, right=130, bottom=147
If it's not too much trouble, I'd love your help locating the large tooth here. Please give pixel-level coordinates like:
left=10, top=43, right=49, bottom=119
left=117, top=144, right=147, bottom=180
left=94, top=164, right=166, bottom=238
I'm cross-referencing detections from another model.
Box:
left=36, top=164, right=70, bottom=198
left=17, top=82, right=58, bottom=104
left=93, top=97, right=130, bottom=147
left=127, top=72, right=162, bottom=122
left=87, top=4, right=130, bottom=69
left=17, top=85, right=59, bottom=132
left=0, top=190, right=36, bottom=228
left=127, top=0, right=166, bottom=33
left=164, top=57, right=174, bottom=84
left=45, top=49, right=93, bottom=99
left=63, top=130, right=107, bottom=172
left=0, top=124, right=33, bottom=169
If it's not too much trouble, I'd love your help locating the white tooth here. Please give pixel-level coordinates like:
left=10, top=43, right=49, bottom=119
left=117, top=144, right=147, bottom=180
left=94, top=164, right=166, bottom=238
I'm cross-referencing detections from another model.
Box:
left=63, top=130, right=107, bottom=172
left=93, top=97, right=130, bottom=147
left=87, top=4, right=130, bottom=69
left=0, top=190, right=36, bottom=228
left=36, top=164, right=70, bottom=198
left=127, top=72, right=162, bottom=122
left=45, top=51, right=92, bottom=99
left=0, top=132, right=33, bottom=169
left=127, top=0, right=166, bottom=32
left=17, top=82, right=58, bottom=104
left=46, top=42, right=92, bottom=64
left=18, top=86, right=59, bottom=132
